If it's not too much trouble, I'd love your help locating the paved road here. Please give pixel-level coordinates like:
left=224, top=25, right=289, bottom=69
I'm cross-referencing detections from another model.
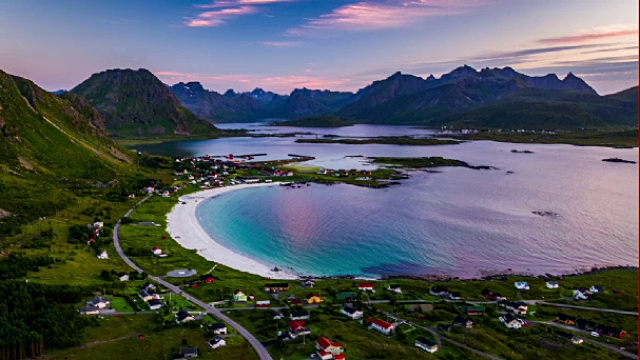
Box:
left=113, top=195, right=273, bottom=360
left=536, top=301, right=638, bottom=316
left=530, top=320, right=638, bottom=359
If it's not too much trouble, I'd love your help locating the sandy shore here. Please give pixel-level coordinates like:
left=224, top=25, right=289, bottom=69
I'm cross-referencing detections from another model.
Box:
left=166, top=183, right=299, bottom=280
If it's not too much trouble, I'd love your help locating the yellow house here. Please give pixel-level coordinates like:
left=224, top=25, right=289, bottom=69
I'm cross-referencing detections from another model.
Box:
left=306, top=294, right=324, bottom=304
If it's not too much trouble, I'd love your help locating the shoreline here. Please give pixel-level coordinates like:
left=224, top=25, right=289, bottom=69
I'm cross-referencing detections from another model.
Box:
left=167, top=183, right=300, bottom=280
left=167, top=183, right=638, bottom=282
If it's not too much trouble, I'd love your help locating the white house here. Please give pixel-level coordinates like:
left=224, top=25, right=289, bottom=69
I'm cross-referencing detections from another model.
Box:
left=208, top=337, right=226, bottom=349
left=118, top=273, right=130, bottom=282
left=500, top=314, right=522, bottom=329
left=388, top=285, right=402, bottom=294
left=573, top=289, right=589, bottom=300
left=97, top=251, right=109, bottom=260
left=502, top=301, right=528, bottom=315
left=515, top=282, right=530, bottom=290
left=80, top=305, right=100, bottom=315
left=415, top=337, right=439, bottom=353
left=152, top=247, right=163, bottom=256
left=358, top=283, right=375, bottom=292
left=176, top=309, right=195, bottom=323
left=148, top=299, right=163, bottom=311
left=207, top=323, right=228, bottom=335
left=367, top=318, right=397, bottom=335
left=341, top=306, right=363, bottom=319
left=87, top=296, right=111, bottom=309
left=546, top=281, right=559, bottom=289
left=589, top=285, right=604, bottom=293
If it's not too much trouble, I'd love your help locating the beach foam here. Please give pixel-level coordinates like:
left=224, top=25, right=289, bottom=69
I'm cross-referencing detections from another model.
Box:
left=166, top=183, right=299, bottom=280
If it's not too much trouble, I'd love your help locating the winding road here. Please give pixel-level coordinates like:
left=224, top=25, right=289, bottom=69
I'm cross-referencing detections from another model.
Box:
left=113, top=195, right=273, bottom=360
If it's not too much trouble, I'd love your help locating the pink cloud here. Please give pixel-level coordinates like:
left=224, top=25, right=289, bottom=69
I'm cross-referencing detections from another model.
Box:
left=260, top=40, right=302, bottom=47
left=286, top=0, right=488, bottom=36
left=156, top=70, right=354, bottom=93
left=196, top=0, right=295, bottom=9
left=186, top=5, right=256, bottom=27
left=539, top=29, right=638, bottom=44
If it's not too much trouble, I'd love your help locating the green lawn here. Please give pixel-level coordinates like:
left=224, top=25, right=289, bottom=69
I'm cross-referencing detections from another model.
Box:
left=46, top=314, right=258, bottom=360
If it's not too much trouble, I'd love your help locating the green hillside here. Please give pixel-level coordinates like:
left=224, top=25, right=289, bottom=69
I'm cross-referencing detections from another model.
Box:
left=0, top=70, right=157, bottom=237
left=71, top=68, right=221, bottom=139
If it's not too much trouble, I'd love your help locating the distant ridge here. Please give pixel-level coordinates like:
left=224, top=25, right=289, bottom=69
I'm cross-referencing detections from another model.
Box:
left=72, top=68, right=220, bottom=138
left=168, top=65, right=635, bottom=130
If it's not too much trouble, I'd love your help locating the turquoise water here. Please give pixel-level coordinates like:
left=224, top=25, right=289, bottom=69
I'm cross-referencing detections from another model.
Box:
left=138, top=124, right=638, bottom=278
left=196, top=144, right=638, bottom=278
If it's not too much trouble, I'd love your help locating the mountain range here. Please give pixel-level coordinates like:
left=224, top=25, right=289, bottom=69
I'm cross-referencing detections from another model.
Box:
left=170, top=65, right=638, bottom=130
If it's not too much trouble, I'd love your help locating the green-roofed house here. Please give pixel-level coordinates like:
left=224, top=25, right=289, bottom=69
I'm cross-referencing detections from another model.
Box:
left=336, top=292, right=358, bottom=301
left=466, top=306, right=486, bottom=316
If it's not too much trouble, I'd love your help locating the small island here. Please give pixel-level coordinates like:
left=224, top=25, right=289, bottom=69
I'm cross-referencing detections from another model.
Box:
left=370, top=156, right=495, bottom=170
left=297, top=136, right=461, bottom=146
left=602, top=158, right=636, bottom=164
left=272, top=115, right=355, bottom=128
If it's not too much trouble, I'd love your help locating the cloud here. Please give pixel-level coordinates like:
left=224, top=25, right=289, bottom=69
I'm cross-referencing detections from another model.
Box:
left=186, top=6, right=256, bottom=27
left=539, top=25, right=638, bottom=44
left=196, top=0, right=295, bottom=8
left=259, top=40, right=302, bottom=47
left=156, top=70, right=353, bottom=93
left=286, top=0, right=489, bottom=36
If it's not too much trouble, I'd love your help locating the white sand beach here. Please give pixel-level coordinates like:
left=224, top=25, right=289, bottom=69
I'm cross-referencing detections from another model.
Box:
left=166, top=183, right=299, bottom=280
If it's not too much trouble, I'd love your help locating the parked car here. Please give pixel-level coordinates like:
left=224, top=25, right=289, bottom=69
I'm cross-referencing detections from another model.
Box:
left=590, top=331, right=600, bottom=337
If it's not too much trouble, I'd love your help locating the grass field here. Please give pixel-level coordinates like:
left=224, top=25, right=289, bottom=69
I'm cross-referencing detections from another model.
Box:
left=47, top=314, right=259, bottom=360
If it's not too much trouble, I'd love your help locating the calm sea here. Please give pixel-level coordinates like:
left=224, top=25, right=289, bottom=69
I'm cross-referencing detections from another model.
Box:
left=139, top=124, right=639, bottom=278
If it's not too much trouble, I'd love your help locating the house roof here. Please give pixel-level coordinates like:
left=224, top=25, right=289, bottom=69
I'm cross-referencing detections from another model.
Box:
left=317, top=337, right=337, bottom=349
left=359, top=283, right=374, bottom=288
left=416, top=337, right=437, bottom=347
left=370, top=318, right=394, bottom=329
left=336, top=292, right=357, bottom=300
left=179, top=346, right=198, bottom=356
left=290, top=309, right=309, bottom=317
left=176, top=309, right=191, bottom=321
left=342, top=307, right=361, bottom=314
left=388, top=284, right=401, bottom=289
left=288, top=320, right=307, bottom=330
left=234, top=290, right=245, bottom=295
left=454, top=316, right=471, bottom=325
left=148, top=299, right=162, bottom=306
left=80, top=305, right=99, bottom=313
left=208, top=337, right=224, bottom=346
left=264, top=283, right=289, bottom=288
left=334, top=354, right=346, bottom=360
left=557, top=314, right=576, bottom=321
left=208, top=323, right=226, bottom=330
left=503, top=313, right=518, bottom=323
left=88, top=296, right=110, bottom=305
left=467, top=306, right=486, bottom=312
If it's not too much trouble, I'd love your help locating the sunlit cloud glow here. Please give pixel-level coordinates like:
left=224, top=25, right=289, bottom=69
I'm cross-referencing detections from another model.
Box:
left=186, top=6, right=256, bottom=27
left=286, top=0, right=489, bottom=36
left=259, top=40, right=302, bottom=47
left=539, top=25, right=638, bottom=44
left=157, top=70, right=352, bottom=93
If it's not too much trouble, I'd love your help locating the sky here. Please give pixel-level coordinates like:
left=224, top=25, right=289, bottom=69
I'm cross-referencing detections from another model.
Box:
left=0, top=0, right=637, bottom=95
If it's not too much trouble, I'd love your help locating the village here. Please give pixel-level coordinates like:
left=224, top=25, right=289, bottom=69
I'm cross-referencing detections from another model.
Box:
left=69, top=155, right=637, bottom=360
left=77, top=261, right=634, bottom=360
